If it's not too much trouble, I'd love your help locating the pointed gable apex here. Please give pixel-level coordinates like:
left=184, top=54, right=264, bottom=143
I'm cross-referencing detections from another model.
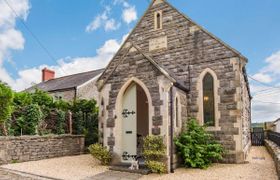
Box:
left=153, top=0, right=164, bottom=6
left=97, top=1, right=155, bottom=85
left=97, top=0, right=247, bottom=90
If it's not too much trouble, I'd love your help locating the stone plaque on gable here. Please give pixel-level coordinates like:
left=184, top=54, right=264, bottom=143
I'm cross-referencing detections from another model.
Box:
left=149, top=36, right=167, bottom=51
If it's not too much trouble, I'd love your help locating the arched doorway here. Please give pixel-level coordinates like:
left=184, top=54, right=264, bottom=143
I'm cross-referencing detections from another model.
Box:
left=121, top=82, right=149, bottom=162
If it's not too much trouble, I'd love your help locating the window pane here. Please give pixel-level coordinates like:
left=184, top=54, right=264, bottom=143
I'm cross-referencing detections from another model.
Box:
left=176, top=98, right=179, bottom=127
left=157, top=13, right=161, bottom=29
left=203, top=73, right=215, bottom=126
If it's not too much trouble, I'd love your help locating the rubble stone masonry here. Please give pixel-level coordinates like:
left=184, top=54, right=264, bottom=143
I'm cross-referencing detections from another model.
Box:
left=0, top=135, right=84, bottom=164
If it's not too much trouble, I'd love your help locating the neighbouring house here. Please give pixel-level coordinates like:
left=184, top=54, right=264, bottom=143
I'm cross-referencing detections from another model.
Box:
left=264, top=121, right=274, bottom=131
left=96, top=0, right=251, bottom=172
left=272, top=119, right=280, bottom=133
left=26, top=68, right=104, bottom=101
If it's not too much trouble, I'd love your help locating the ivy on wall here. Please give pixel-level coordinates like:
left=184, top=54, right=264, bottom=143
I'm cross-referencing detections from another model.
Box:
left=0, top=82, right=99, bottom=146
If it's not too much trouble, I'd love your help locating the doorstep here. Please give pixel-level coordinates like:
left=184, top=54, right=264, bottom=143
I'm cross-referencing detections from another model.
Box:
left=109, top=164, right=151, bottom=175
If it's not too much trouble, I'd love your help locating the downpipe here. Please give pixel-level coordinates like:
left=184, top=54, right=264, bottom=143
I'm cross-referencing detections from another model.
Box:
left=170, top=86, right=174, bottom=173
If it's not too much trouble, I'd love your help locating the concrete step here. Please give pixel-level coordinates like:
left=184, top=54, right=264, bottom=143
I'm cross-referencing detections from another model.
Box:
left=109, top=165, right=151, bottom=175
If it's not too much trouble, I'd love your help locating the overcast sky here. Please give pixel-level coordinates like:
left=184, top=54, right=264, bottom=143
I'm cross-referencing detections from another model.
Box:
left=0, top=0, right=280, bottom=123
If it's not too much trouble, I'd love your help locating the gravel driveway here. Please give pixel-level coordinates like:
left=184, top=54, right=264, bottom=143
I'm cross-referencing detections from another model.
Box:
left=141, top=146, right=278, bottom=180
left=0, top=147, right=277, bottom=180
left=1, top=154, right=108, bottom=180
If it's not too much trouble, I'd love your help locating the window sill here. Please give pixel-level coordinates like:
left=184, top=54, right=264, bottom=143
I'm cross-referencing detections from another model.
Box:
left=206, top=126, right=221, bottom=131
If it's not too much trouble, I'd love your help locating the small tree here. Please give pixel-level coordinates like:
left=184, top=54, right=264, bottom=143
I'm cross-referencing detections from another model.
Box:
left=175, top=118, right=224, bottom=169
left=0, top=82, right=14, bottom=136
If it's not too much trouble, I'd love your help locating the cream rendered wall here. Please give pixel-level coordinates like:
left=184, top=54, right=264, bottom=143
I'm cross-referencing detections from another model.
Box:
left=77, top=76, right=100, bottom=103
left=275, top=122, right=280, bottom=133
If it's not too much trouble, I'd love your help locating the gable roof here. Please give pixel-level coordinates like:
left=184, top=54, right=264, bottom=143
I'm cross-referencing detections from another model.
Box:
left=274, top=118, right=280, bottom=125
left=98, top=0, right=248, bottom=86
left=98, top=43, right=188, bottom=92
left=163, top=0, right=247, bottom=62
left=26, top=68, right=104, bottom=92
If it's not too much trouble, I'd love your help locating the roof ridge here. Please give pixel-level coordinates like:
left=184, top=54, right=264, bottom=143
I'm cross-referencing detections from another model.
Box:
left=24, top=68, right=104, bottom=92
left=97, top=1, right=156, bottom=83
left=44, top=68, right=105, bottom=82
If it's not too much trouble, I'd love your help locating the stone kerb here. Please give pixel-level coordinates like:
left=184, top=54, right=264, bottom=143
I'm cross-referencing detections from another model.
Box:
left=265, top=139, right=280, bottom=178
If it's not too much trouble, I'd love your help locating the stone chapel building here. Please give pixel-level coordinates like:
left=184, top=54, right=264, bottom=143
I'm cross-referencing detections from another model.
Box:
left=96, top=0, right=251, bottom=171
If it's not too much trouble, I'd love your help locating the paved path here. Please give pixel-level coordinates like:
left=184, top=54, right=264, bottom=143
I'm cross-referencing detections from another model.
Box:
left=0, top=169, right=37, bottom=180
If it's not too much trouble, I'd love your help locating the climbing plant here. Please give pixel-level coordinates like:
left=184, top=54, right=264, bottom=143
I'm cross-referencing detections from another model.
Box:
left=56, top=110, right=66, bottom=134
left=0, top=84, right=99, bottom=139
left=0, top=82, right=14, bottom=136
left=71, top=99, right=99, bottom=145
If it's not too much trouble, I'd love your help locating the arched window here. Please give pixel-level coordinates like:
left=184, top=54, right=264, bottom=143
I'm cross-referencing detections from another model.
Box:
left=157, top=13, right=161, bottom=29
left=155, top=11, right=162, bottom=30
left=175, top=97, right=179, bottom=127
left=101, top=97, right=104, bottom=117
left=203, top=73, right=215, bottom=126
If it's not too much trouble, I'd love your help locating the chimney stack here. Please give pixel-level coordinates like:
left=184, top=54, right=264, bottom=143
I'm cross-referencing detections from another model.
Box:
left=42, top=68, right=55, bottom=82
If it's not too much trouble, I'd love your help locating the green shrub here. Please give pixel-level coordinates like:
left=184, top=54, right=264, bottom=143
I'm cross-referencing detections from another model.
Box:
left=88, top=143, right=112, bottom=165
left=143, top=136, right=167, bottom=174
left=56, top=110, right=66, bottom=134
left=72, top=100, right=99, bottom=145
left=13, top=92, right=32, bottom=108
left=2, top=86, right=99, bottom=138
left=18, top=104, right=43, bottom=135
left=72, top=111, right=83, bottom=135
left=145, top=161, right=167, bottom=174
left=175, top=118, right=224, bottom=169
left=84, top=113, right=99, bottom=146
left=31, top=89, right=54, bottom=107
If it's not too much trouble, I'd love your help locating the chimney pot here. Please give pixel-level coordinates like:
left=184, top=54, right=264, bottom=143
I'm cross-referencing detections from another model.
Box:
left=42, top=68, right=55, bottom=82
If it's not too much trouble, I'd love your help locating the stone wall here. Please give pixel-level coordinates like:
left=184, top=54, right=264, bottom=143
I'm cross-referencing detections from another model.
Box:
left=49, top=89, right=76, bottom=101
left=103, top=50, right=165, bottom=149
left=98, top=0, right=250, bottom=165
left=265, top=139, right=280, bottom=178
left=0, top=135, right=84, bottom=164
left=240, top=67, right=251, bottom=158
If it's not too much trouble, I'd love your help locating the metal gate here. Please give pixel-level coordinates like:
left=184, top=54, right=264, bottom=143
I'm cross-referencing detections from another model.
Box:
left=251, top=128, right=264, bottom=146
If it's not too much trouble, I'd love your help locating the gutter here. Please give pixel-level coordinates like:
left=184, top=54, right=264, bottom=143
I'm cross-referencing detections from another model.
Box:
left=174, top=82, right=188, bottom=93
